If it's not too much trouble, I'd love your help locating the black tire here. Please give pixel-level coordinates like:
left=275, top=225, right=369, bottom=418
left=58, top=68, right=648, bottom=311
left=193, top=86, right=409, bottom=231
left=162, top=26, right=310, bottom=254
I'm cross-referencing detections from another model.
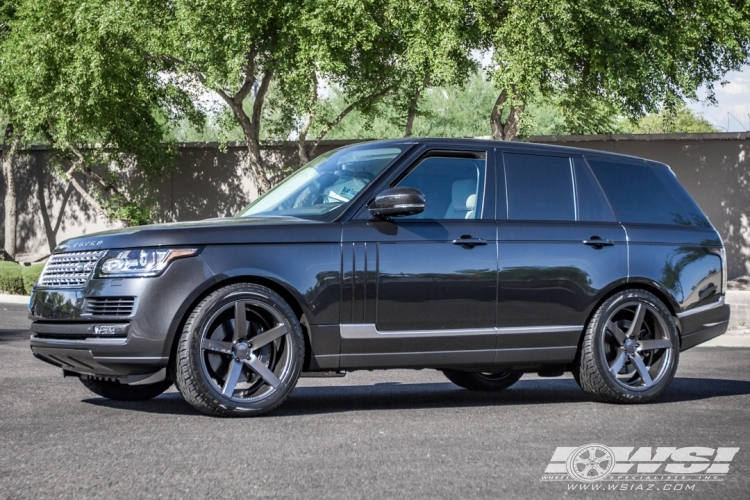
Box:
left=80, top=378, right=172, bottom=401
left=174, top=283, right=305, bottom=417
left=575, top=290, right=679, bottom=403
left=442, top=370, right=522, bottom=391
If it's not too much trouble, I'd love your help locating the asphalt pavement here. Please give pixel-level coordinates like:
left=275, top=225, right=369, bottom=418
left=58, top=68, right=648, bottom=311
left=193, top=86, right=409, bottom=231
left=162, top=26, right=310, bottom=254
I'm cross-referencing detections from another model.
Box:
left=1, top=302, right=749, bottom=499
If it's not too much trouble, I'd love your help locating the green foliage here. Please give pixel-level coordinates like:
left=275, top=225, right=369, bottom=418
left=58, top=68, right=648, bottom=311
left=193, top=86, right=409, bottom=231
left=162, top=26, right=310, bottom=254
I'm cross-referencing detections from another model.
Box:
left=22, top=263, right=44, bottom=294
left=0, top=261, right=24, bottom=294
left=100, top=194, right=154, bottom=227
left=0, top=261, right=44, bottom=295
left=0, top=0, right=202, bottom=224
left=475, top=0, right=750, bottom=138
left=617, top=104, right=719, bottom=134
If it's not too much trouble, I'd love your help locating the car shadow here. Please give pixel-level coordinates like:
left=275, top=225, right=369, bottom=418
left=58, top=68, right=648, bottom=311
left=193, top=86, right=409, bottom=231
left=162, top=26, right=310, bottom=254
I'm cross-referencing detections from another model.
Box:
left=80, top=376, right=750, bottom=417
left=0, top=329, right=31, bottom=342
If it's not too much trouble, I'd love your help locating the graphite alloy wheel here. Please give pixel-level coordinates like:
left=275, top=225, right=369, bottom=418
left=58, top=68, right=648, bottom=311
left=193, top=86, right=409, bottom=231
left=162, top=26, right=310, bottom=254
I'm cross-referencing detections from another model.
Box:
left=576, top=290, right=679, bottom=403
left=442, top=370, right=522, bottom=391
left=175, top=283, right=304, bottom=417
left=79, top=378, right=172, bottom=401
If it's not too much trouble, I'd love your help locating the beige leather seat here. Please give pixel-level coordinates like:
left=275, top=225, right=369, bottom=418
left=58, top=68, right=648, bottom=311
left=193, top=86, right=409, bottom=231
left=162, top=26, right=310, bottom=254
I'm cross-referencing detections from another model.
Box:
left=444, top=178, right=477, bottom=219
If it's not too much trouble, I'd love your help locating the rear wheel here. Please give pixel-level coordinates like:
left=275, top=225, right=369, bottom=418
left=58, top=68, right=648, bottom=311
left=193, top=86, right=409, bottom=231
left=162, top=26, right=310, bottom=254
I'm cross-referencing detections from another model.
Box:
left=79, top=378, right=172, bottom=401
left=175, top=283, right=304, bottom=417
left=442, top=370, right=522, bottom=391
left=575, top=290, right=679, bottom=403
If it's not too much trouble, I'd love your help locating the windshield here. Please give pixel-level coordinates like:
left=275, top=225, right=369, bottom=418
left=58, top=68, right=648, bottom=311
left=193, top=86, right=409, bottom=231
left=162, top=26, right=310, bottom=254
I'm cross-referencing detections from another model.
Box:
left=238, top=144, right=407, bottom=220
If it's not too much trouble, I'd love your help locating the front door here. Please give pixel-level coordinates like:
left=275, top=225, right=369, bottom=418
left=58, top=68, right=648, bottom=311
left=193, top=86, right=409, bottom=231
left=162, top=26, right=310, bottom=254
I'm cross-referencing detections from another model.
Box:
left=339, top=148, right=498, bottom=368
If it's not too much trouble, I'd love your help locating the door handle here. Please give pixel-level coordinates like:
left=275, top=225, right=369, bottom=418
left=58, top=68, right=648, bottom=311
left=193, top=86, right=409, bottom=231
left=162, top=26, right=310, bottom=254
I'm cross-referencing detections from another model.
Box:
left=583, top=237, right=614, bottom=248
left=453, top=237, right=487, bottom=248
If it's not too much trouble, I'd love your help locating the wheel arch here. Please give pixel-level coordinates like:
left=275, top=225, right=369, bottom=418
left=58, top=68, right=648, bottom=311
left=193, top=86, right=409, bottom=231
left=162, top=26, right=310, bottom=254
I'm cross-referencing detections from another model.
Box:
left=573, top=279, right=682, bottom=366
left=165, top=274, right=312, bottom=378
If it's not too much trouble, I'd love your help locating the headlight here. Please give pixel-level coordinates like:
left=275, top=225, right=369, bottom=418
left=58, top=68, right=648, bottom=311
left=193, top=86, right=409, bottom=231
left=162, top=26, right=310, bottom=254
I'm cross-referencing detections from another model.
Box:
left=95, top=248, right=199, bottom=278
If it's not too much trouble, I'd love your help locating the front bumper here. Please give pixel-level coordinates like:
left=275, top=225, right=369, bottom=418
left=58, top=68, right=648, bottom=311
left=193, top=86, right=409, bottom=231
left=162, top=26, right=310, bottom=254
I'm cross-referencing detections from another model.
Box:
left=29, top=257, right=216, bottom=377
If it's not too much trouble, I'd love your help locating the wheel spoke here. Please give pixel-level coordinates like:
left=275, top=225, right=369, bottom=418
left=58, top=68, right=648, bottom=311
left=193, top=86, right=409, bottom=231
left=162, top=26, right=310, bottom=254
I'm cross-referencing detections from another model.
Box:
left=638, top=338, right=671, bottom=351
left=222, top=360, right=244, bottom=396
left=244, top=357, right=281, bottom=388
left=233, top=301, right=248, bottom=341
left=608, top=321, right=627, bottom=345
left=201, top=338, right=232, bottom=355
left=609, top=349, right=628, bottom=375
left=626, top=303, right=646, bottom=338
left=631, top=354, right=654, bottom=387
left=250, top=324, right=289, bottom=350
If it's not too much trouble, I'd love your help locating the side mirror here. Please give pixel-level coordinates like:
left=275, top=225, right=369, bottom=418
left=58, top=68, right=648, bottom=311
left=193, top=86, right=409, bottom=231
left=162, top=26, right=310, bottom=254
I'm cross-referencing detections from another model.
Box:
left=369, top=187, right=425, bottom=218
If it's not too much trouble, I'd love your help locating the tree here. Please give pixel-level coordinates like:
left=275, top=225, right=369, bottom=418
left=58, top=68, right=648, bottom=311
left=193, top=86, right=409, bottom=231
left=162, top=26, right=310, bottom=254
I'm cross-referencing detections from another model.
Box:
left=270, top=0, right=402, bottom=166
left=619, top=104, right=719, bottom=134
left=475, top=0, right=750, bottom=140
left=0, top=0, right=20, bottom=260
left=148, top=0, right=306, bottom=194
left=1, top=0, right=200, bottom=228
left=385, top=0, right=480, bottom=138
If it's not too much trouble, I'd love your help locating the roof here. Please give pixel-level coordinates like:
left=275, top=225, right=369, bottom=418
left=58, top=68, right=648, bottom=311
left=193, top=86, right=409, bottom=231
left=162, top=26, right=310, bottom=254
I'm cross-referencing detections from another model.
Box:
left=357, top=137, right=654, bottom=164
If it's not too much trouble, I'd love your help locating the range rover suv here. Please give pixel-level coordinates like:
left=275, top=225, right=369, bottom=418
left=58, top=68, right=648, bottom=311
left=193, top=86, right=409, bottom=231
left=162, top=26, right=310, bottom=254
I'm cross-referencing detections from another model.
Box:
left=29, top=139, right=730, bottom=416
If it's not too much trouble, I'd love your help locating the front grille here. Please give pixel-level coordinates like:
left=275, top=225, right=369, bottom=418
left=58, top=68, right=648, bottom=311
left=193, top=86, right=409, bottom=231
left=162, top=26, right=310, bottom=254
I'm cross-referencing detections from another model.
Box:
left=84, top=297, right=136, bottom=316
left=38, top=251, right=105, bottom=287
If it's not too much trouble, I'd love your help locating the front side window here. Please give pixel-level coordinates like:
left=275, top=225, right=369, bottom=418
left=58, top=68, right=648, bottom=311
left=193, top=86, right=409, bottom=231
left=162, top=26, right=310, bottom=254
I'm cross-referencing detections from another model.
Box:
left=239, top=144, right=406, bottom=220
left=504, top=153, right=576, bottom=221
left=395, top=155, right=486, bottom=220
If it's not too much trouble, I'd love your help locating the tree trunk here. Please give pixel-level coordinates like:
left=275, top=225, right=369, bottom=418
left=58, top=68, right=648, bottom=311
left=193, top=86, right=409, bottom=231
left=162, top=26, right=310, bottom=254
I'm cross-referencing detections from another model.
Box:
left=490, top=90, right=525, bottom=141
left=405, top=78, right=428, bottom=138
left=1, top=124, right=21, bottom=261
left=404, top=87, right=422, bottom=138
left=297, top=69, right=318, bottom=167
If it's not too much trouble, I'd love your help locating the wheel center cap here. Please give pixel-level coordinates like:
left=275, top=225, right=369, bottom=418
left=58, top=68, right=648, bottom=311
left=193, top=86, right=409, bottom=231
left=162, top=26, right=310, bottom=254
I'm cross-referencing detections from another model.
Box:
left=234, top=342, right=249, bottom=359
left=624, top=338, right=637, bottom=355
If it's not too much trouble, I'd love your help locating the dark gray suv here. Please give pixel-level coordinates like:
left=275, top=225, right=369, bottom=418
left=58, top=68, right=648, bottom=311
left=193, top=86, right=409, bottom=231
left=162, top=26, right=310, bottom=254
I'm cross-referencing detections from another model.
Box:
left=29, top=139, right=730, bottom=416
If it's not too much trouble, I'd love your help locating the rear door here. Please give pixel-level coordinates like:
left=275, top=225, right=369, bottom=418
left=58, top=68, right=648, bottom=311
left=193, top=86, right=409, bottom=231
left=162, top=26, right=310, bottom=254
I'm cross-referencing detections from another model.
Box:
left=495, top=151, right=628, bottom=357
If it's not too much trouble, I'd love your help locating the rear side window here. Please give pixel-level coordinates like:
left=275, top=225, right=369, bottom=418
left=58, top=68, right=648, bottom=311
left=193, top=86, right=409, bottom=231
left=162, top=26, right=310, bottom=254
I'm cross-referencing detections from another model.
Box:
left=587, top=158, right=711, bottom=227
left=504, top=153, right=575, bottom=221
left=574, top=158, right=616, bottom=222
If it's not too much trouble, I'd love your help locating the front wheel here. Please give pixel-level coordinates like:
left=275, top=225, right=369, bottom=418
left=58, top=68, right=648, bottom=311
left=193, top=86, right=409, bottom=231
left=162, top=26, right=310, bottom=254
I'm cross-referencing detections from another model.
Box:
left=175, top=283, right=305, bottom=417
left=575, top=290, right=679, bottom=403
left=442, top=370, right=522, bottom=391
left=80, top=378, right=172, bottom=401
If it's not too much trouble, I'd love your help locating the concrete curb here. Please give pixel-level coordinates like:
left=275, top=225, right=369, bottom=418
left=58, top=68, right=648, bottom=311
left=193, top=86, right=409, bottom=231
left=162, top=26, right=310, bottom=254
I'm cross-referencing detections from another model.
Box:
left=0, top=294, right=30, bottom=305
left=699, top=335, right=750, bottom=347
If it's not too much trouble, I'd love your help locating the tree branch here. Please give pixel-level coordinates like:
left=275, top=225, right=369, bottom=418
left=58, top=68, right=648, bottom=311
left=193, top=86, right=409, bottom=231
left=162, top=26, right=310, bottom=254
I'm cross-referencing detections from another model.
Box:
left=310, top=85, right=394, bottom=156
left=233, top=45, right=258, bottom=105
left=251, top=68, right=274, bottom=134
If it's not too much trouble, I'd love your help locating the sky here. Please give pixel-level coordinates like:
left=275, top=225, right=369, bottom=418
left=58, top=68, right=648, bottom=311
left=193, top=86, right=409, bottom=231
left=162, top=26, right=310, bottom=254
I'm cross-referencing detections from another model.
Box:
left=687, top=65, right=750, bottom=132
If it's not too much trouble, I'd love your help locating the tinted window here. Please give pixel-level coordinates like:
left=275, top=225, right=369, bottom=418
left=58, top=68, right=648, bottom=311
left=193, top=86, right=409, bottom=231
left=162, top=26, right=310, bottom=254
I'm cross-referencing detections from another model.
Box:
left=396, top=156, right=485, bottom=220
left=504, top=153, right=575, bottom=221
left=587, top=158, right=710, bottom=226
left=574, top=158, right=616, bottom=222
left=240, top=145, right=405, bottom=220
left=651, top=167, right=712, bottom=227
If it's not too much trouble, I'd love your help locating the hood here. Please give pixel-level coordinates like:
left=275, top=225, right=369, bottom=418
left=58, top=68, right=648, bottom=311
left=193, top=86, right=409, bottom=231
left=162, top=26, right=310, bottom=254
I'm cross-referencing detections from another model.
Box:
left=55, top=216, right=341, bottom=252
